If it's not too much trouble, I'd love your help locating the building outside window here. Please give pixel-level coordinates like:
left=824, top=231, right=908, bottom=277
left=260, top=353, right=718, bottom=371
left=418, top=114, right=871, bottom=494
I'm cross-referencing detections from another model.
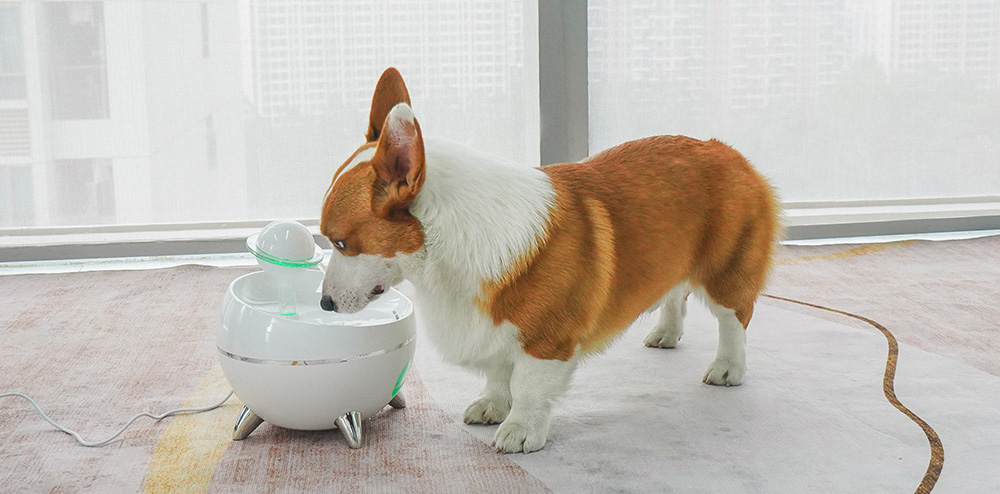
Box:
left=46, top=2, right=110, bottom=120
left=49, top=159, right=114, bottom=225
left=0, top=5, right=26, bottom=100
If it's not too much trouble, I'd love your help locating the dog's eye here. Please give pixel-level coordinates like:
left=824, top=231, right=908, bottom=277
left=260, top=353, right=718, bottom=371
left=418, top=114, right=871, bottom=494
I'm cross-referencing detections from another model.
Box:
left=332, top=239, right=347, bottom=251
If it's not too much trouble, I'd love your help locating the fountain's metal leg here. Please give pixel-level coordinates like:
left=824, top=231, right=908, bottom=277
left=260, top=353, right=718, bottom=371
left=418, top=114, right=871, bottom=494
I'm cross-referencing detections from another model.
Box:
left=388, top=391, right=406, bottom=409
left=336, top=411, right=363, bottom=449
left=233, top=406, right=265, bottom=441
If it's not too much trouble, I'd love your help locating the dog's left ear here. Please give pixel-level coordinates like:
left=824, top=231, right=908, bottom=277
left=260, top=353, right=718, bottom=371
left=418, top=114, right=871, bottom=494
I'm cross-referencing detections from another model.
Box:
left=371, top=103, right=425, bottom=220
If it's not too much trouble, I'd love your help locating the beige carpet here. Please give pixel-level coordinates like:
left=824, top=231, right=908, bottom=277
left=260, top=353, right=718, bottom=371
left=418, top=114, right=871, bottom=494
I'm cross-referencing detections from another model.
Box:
left=1, top=236, right=998, bottom=492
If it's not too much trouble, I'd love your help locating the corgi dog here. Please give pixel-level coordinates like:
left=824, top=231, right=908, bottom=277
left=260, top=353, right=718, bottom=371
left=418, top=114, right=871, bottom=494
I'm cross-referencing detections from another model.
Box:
left=320, top=68, right=780, bottom=454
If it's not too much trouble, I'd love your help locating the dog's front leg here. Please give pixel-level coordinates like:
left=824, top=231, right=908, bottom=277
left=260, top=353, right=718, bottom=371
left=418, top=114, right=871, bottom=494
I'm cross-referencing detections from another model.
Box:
left=463, top=361, right=513, bottom=425
left=492, top=354, right=578, bottom=454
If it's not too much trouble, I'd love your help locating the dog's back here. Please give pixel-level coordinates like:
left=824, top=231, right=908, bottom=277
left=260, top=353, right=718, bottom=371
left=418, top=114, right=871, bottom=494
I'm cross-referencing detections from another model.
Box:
left=479, top=135, right=780, bottom=359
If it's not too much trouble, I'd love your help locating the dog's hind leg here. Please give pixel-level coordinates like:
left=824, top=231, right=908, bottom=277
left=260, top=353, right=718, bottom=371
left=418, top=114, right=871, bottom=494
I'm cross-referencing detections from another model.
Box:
left=698, top=256, right=761, bottom=387
left=701, top=297, right=748, bottom=386
left=643, top=282, right=691, bottom=349
left=698, top=218, right=773, bottom=386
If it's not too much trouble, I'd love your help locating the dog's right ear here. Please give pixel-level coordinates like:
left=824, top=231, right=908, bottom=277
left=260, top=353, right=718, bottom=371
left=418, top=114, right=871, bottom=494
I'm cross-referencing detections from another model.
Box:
left=367, top=68, right=411, bottom=143
left=370, top=104, right=425, bottom=220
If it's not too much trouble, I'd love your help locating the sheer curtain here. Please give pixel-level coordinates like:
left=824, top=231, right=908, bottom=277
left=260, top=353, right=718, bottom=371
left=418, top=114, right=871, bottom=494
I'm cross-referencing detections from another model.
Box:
left=0, top=0, right=538, bottom=231
left=588, top=0, right=1000, bottom=206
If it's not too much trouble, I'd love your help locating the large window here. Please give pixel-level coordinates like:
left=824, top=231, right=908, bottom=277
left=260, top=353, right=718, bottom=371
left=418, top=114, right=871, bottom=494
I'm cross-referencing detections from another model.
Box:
left=0, top=0, right=538, bottom=230
left=589, top=0, right=1000, bottom=205
left=2, top=0, right=997, bottom=259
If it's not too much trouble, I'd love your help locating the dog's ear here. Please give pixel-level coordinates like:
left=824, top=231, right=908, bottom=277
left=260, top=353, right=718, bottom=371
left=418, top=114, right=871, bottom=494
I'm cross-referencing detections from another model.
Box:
left=367, top=68, right=411, bottom=143
left=371, top=103, right=425, bottom=219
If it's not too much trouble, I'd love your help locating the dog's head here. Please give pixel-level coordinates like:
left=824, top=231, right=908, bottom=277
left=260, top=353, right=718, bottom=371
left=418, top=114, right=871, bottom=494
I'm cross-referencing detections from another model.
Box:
left=319, top=68, right=426, bottom=313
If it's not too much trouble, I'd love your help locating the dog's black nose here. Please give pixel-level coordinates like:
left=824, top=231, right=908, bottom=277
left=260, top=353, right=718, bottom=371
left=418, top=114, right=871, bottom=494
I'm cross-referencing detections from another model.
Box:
left=320, top=295, right=337, bottom=312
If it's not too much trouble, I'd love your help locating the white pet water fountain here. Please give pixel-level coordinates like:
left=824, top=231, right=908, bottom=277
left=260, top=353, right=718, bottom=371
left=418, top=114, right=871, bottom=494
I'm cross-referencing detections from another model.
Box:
left=217, top=220, right=415, bottom=449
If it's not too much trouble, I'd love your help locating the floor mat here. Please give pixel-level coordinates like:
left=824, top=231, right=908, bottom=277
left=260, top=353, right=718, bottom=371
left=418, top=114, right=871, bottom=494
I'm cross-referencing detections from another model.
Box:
left=2, top=235, right=999, bottom=492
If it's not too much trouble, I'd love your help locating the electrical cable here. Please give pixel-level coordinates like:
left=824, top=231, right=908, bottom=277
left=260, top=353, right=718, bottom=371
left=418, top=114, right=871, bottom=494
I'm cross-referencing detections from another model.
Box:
left=0, top=390, right=234, bottom=447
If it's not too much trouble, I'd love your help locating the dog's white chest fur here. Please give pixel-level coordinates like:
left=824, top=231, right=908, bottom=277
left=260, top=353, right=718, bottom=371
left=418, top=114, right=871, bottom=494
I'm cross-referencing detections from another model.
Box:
left=406, top=274, right=518, bottom=369
left=399, top=137, right=555, bottom=369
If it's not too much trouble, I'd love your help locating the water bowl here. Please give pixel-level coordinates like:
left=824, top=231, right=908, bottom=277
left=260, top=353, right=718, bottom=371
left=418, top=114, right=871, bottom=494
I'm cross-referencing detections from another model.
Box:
left=217, top=221, right=415, bottom=449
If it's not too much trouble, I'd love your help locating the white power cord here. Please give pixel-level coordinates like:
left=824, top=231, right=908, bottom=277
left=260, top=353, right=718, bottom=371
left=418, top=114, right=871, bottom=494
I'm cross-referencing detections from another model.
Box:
left=0, top=391, right=234, bottom=447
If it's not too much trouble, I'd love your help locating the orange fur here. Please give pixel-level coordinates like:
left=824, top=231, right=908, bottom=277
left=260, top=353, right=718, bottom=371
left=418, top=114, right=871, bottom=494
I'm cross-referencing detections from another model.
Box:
left=366, top=68, right=411, bottom=143
left=480, top=136, right=779, bottom=360
left=320, top=162, right=425, bottom=258
left=321, top=70, right=425, bottom=258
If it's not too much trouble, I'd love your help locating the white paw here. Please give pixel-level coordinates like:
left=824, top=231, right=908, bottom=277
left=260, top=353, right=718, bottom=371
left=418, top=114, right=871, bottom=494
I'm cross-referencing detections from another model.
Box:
left=492, top=419, right=548, bottom=454
left=463, top=395, right=511, bottom=425
left=643, top=326, right=683, bottom=348
left=702, top=358, right=746, bottom=386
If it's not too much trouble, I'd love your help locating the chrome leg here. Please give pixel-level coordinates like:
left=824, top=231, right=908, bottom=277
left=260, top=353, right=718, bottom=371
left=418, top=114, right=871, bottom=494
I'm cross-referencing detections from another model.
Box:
left=388, top=391, right=406, bottom=409
left=335, top=411, right=363, bottom=449
left=232, top=406, right=265, bottom=441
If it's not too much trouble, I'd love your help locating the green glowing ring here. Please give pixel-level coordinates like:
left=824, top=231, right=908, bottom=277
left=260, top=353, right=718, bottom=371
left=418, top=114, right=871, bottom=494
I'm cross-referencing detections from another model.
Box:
left=246, top=234, right=325, bottom=269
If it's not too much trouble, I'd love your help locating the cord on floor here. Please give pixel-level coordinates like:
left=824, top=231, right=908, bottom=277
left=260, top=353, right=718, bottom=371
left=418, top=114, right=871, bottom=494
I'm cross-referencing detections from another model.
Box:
left=0, top=391, right=234, bottom=447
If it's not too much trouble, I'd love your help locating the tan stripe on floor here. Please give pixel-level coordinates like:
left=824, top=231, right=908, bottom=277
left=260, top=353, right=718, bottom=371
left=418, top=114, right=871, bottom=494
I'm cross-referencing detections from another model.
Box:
left=143, top=365, right=238, bottom=494
left=761, top=294, right=944, bottom=493
left=777, top=240, right=914, bottom=265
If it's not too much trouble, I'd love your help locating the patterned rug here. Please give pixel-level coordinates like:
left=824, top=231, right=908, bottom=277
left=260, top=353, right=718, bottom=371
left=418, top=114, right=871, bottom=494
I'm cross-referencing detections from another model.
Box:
left=1, top=236, right=998, bottom=493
